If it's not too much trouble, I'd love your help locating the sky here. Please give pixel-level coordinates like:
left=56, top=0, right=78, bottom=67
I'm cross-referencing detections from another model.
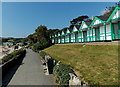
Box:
left=2, top=2, right=117, bottom=38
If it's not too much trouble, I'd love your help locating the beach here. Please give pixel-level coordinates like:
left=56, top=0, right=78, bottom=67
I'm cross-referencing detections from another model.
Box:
left=0, top=46, right=14, bottom=59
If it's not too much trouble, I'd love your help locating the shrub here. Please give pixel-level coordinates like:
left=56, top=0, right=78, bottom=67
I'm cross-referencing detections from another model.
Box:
left=1, top=54, right=13, bottom=64
left=53, top=64, right=74, bottom=86
left=39, top=51, right=47, bottom=59
left=32, top=43, right=42, bottom=52
left=1, top=48, right=26, bottom=64
left=27, top=43, right=33, bottom=48
left=32, top=41, right=50, bottom=52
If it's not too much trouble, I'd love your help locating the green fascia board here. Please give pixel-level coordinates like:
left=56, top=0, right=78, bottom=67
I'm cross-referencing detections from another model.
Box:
left=58, top=32, right=61, bottom=36
left=66, top=29, right=70, bottom=34
left=70, top=32, right=74, bottom=34
left=78, top=29, right=83, bottom=32
left=107, top=6, right=120, bottom=22
left=60, top=34, right=65, bottom=36
left=90, top=22, right=105, bottom=27
left=90, top=17, right=104, bottom=27
left=66, top=33, right=70, bottom=35
left=52, top=35, right=55, bottom=37
left=111, top=17, right=120, bottom=21
left=80, top=21, right=88, bottom=29
left=55, top=34, right=58, bottom=37
left=80, top=21, right=88, bottom=30
left=81, top=28, right=88, bottom=31
left=66, top=32, right=70, bottom=34
left=79, top=21, right=84, bottom=29
left=58, top=34, right=61, bottom=36
left=55, top=35, right=57, bottom=37
left=72, top=31, right=78, bottom=33
left=72, top=26, right=78, bottom=33
left=61, top=31, right=65, bottom=35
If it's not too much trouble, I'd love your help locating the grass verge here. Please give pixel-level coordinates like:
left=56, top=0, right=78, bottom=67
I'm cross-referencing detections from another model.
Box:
left=43, top=44, right=118, bottom=85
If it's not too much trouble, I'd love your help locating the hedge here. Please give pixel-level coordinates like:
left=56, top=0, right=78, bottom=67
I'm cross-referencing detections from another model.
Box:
left=32, top=42, right=50, bottom=52
left=53, top=64, right=74, bottom=86
left=39, top=51, right=47, bottom=59
left=0, top=48, right=26, bottom=65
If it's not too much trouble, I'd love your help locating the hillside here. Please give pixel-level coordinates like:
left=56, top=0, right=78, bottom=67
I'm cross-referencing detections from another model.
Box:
left=43, top=44, right=118, bottom=85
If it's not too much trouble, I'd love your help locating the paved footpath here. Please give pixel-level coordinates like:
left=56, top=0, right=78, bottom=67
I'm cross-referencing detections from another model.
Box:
left=7, top=49, right=55, bottom=85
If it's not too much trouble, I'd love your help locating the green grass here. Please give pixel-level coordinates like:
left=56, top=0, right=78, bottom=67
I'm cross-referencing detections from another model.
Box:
left=43, top=44, right=118, bottom=85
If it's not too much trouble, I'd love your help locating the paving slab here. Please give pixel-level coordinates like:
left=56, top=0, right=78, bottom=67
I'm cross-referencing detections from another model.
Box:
left=5, top=49, right=55, bottom=85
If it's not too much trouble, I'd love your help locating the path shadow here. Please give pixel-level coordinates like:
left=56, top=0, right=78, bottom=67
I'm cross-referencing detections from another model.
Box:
left=2, top=52, right=26, bottom=87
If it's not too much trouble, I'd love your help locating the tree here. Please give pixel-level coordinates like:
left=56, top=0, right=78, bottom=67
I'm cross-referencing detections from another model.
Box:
left=35, top=25, right=48, bottom=42
left=46, top=29, right=59, bottom=36
left=102, top=1, right=120, bottom=17
left=115, top=1, right=120, bottom=6
left=70, top=15, right=89, bottom=25
left=27, top=33, right=37, bottom=43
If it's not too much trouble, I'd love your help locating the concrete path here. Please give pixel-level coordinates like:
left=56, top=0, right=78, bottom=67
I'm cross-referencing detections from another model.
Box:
left=7, top=49, right=55, bottom=85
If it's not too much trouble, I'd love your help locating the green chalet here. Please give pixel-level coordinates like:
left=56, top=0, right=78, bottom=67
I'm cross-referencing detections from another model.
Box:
left=51, top=6, right=120, bottom=44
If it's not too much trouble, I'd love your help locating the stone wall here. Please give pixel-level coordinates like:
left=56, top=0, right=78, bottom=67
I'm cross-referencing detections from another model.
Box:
left=42, top=55, right=88, bottom=86
left=69, top=73, right=88, bottom=87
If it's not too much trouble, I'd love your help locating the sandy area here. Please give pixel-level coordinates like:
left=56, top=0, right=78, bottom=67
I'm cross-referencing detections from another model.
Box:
left=0, top=46, right=14, bottom=59
left=0, top=48, right=2, bottom=53
left=0, top=47, right=9, bottom=53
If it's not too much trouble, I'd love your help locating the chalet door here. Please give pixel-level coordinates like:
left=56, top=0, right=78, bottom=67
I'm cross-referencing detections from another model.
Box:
left=95, top=28, right=100, bottom=41
left=113, top=23, right=119, bottom=39
left=75, top=32, right=78, bottom=43
left=58, top=38, right=60, bottom=43
left=119, top=22, right=120, bottom=39
left=54, top=38, right=56, bottom=43
left=69, top=34, right=71, bottom=43
left=62, top=37, right=63, bottom=43
left=56, top=38, right=58, bottom=44
left=83, top=31, right=87, bottom=42
left=60, top=37, right=62, bottom=43
left=63, top=36, right=65, bottom=43
left=65, top=35, right=67, bottom=43
left=66, top=35, right=69, bottom=43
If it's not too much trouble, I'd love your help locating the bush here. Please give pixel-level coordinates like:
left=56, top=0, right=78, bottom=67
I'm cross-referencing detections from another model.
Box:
left=53, top=64, right=74, bottom=86
left=32, top=41, right=50, bottom=52
left=1, top=54, right=13, bottom=64
left=33, top=43, right=42, bottom=52
left=1, top=48, right=26, bottom=64
left=26, top=43, right=33, bottom=48
left=39, top=51, right=47, bottom=59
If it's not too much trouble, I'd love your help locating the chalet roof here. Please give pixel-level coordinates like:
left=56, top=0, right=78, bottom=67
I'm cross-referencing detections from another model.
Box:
left=95, top=7, right=116, bottom=21
left=54, top=30, right=61, bottom=35
left=84, top=19, right=92, bottom=26
left=57, top=30, right=62, bottom=34
left=69, top=27, right=73, bottom=32
left=61, top=28, right=67, bottom=34
left=75, top=25, right=81, bottom=30
left=64, top=29, right=67, bottom=34
left=97, top=16, right=109, bottom=21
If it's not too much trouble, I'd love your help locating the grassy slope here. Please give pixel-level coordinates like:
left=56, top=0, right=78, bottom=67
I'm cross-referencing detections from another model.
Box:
left=44, top=44, right=118, bottom=85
